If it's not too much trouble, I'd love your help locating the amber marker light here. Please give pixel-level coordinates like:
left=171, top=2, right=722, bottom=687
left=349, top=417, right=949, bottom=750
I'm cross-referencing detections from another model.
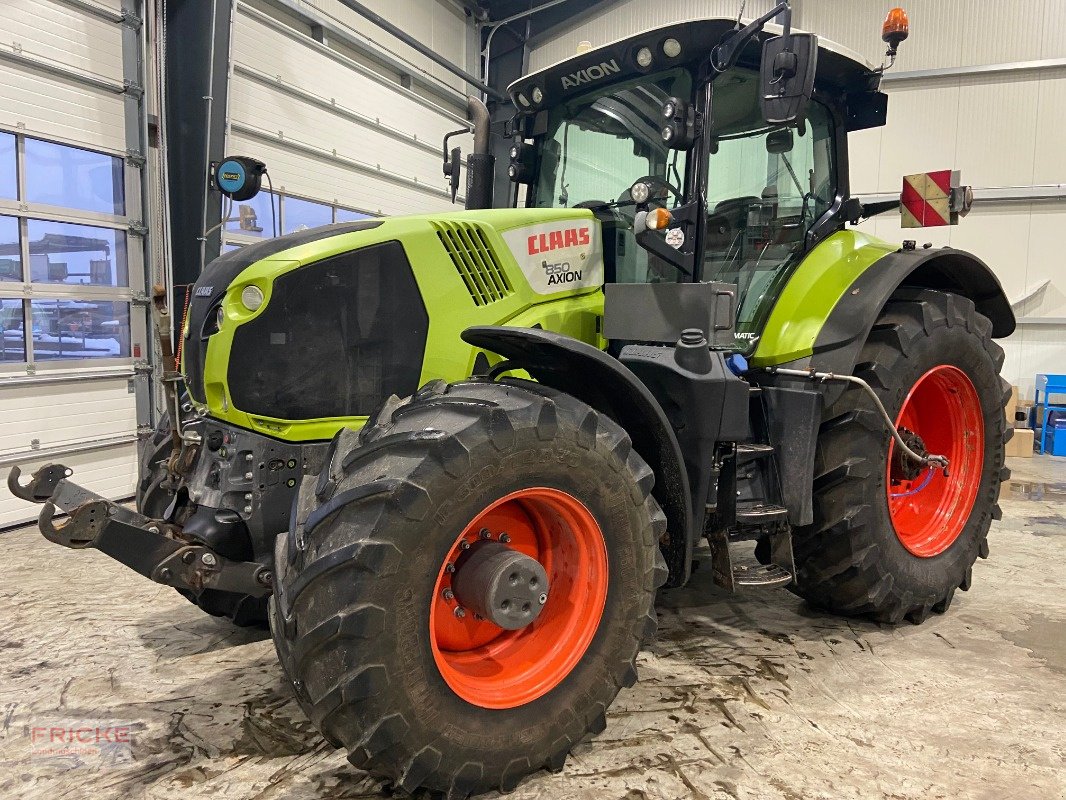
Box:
left=646, top=207, right=673, bottom=230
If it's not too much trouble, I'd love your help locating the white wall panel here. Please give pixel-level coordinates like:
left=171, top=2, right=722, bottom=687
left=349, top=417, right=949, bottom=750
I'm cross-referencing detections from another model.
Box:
left=0, top=378, right=137, bottom=454
left=529, top=0, right=779, bottom=72
left=227, top=132, right=456, bottom=216
left=290, top=0, right=471, bottom=93
left=0, top=63, right=126, bottom=149
left=954, top=72, right=1039, bottom=188
left=1, top=445, right=137, bottom=529
left=0, top=0, right=142, bottom=528
left=0, top=0, right=124, bottom=84
left=229, top=5, right=472, bottom=217
left=1032, top=73, right=1066, bottom=183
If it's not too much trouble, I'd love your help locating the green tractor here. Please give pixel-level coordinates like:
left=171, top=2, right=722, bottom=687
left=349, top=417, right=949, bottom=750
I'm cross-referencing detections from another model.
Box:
left=10, top=3, right=1013, bottom=796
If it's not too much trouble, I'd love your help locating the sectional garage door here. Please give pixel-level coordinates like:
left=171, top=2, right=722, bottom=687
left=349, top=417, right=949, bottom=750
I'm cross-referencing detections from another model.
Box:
left=0, top=0, right=152, bottom=528
left=223, top=0, right=476, bottom=249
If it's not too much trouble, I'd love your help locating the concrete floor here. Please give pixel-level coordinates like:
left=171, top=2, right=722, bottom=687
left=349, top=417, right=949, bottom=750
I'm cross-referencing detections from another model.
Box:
left=2, top=456, right=1065, bottom=800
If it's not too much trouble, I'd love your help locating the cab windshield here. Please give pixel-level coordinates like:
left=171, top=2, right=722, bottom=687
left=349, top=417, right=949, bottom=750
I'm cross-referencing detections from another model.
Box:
left=532, top=69, right=691, bottom=211
left=532, top=69, right=691, bottom=283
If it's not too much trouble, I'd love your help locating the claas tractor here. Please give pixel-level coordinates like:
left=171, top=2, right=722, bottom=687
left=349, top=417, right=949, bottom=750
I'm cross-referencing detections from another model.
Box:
left=9, top=3, right=1013, bottom=797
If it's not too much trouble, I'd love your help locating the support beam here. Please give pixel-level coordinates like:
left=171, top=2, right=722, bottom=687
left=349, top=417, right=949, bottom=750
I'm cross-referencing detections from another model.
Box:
left=164, top=0, right=232, bottom=291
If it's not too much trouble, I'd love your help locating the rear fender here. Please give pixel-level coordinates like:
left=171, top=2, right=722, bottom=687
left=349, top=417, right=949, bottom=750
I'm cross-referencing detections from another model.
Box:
left=461, top=325, right=695, bottom=587
left=808, top=246, right=1015, bottom=377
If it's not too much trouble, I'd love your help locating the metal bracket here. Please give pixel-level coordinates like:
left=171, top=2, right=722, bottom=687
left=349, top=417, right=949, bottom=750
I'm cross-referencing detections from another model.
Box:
left=122, top=80, right=144, bottom=99
left=127, top=220, right=148, bottom=236
left=131, top=291, right=150, bottom=304
left=120, top=9, right=143, bottom=29
left=125, top=148, right=146, bottom=168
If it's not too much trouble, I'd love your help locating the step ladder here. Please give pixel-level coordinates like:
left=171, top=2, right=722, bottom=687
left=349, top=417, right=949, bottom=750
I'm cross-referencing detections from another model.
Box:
left=706, top=442, right=796, bottom=591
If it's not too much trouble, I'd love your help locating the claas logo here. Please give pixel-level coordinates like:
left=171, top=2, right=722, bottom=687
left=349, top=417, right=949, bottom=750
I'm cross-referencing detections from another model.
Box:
left=527, top=227, right=590, bottom=255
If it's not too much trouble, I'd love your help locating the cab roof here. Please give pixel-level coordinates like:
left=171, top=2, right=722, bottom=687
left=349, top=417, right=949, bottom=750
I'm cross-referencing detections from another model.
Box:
left=508, top=17, right=882, bottom=127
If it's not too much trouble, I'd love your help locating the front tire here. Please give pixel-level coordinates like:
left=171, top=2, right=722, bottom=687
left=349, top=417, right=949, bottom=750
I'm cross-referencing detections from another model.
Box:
left=792, top=289, right=1010, bottom=624
left=270, top=379, right=667, bottom=797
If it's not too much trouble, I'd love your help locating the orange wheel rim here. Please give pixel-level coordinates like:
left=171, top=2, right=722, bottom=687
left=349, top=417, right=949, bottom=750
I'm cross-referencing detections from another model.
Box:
left=429, top=487, right=608, bottom=709
left=886, top=365, right=984, bottom=557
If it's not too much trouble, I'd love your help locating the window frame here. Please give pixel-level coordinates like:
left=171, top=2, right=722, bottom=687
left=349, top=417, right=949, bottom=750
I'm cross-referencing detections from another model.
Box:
left=0, top=126, right=145, bottom=373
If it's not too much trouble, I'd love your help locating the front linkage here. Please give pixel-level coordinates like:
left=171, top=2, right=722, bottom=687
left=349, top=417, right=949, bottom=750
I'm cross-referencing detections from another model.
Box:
left=8, top=464, right=273, bottom=599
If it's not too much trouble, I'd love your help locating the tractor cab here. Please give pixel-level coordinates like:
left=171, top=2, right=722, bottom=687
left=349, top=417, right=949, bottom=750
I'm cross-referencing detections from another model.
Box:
left=505, top=12, right=885, bottom=350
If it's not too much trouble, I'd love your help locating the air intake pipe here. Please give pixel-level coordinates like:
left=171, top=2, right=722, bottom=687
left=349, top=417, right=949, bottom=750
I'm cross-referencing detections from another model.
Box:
left=465, top=97, right=495, bottom=210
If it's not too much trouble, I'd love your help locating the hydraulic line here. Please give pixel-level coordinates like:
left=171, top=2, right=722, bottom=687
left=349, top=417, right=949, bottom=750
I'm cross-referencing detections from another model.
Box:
left=763, top=366, right=951, bottom=473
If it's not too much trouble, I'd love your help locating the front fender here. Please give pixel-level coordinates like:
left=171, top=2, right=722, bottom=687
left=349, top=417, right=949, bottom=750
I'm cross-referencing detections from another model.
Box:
left=461, top=325, right=695, bottom=587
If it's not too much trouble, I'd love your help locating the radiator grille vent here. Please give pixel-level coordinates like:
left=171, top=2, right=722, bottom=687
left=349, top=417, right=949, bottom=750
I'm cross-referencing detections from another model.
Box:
left=433, top=222, right=513, bottom=306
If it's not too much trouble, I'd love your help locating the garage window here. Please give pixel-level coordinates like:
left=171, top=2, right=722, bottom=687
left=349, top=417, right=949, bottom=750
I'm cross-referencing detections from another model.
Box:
left=221, top=190, right=374, bottom=250
left=0, top=130, right=134, bottom=366
left=0, top=133, right=15, bottom=200
left=27, top=219, right=128, bottom=287
left=24, top=137, right=125, bottom=216
left=0, top=215, right=20, bottom=281
left=1, top=298, right=24, bottom=361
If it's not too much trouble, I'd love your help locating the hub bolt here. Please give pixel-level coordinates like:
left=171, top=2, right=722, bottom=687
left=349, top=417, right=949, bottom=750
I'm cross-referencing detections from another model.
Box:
left=454, top=606, right=466, bottom=619
left=201, top=552, right=217, bottom=567
left=147, top=526, right=160, bottom=535
left=460, top=540, right=471, bottom=550
left=182, top=551, right=195, bottom=564
left=258, top=570, right=273, bottom=586
left=442, top=588, right=454, bottom=601
left=479, top=528, right=491, bottom=539
left=499, top=533, right=511, bottom=543
left=445, top=563, right=455, bottom=573
left=539, top=592, right=548, bottom=605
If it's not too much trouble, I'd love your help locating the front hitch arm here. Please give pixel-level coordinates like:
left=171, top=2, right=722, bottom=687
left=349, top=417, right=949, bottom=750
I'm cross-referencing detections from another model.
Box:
left=16, top=463, right=272, bottom=598
left=7, top=463, right=73, bottom=503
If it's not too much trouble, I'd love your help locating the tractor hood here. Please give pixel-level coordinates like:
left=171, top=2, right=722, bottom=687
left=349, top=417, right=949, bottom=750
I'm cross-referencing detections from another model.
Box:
left=181, top=208, right=605, bottom=440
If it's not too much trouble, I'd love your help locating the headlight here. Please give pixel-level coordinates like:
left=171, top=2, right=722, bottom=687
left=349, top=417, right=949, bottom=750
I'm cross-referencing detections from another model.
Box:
left=531, top=86, right=544, bottom=104
left=241, top=285, right=264, bottom=311
left=636, top=47, right=653, bottom=68
left=630, top=181, right=651, bottom=204
left=216, top=305, right=225, bottom=330
left=517, top=92, right=530, bottom=108
left=663, top=38, right=682, bottom=58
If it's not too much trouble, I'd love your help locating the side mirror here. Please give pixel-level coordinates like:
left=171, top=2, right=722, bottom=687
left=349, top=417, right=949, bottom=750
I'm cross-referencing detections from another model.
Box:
left=443, top=146, right=461, bottom=203
left=660, top=96, right=696, bottom=150
left=765, top=128, right=794, bottom=154
left=759, top=32, right=818, bottom=127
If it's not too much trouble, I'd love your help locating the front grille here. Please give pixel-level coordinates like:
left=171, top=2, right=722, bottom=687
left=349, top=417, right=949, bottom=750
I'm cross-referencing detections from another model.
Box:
left=227, top=241, right=428, bottom=421
left=433, top=221, right=513, bottom=306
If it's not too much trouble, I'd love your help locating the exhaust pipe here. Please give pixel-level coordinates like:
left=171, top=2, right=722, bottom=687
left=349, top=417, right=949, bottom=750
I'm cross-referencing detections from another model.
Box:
left=465, top=97, right=495, bottom=210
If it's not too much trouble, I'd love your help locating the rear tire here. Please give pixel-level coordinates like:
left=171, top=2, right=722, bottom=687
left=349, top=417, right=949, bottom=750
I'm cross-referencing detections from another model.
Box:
left=791, top=289, right=1010, bottom=624
left=270, top=379, right=667, bottom=798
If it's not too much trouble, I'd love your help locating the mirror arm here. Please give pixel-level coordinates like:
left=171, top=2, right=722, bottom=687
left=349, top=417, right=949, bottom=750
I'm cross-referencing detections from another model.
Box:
left=711, top=0, right=791, bottom=73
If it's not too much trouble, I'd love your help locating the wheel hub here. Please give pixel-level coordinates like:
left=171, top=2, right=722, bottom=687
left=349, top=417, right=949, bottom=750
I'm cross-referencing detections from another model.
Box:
left=452, top=541, right=549, bottom=629
left=891, top=427, right=928, bottom=482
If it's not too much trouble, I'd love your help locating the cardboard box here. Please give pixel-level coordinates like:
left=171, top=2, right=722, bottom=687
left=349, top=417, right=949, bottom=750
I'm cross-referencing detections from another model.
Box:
left=1006, top=385, right=1020, bottom=425
left=1006, top=427, right=1034, bottom=458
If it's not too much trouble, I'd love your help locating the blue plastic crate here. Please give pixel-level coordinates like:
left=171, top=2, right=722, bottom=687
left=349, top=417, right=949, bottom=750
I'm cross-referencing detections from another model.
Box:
left=1049, top=421, right=1066, bottom=457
